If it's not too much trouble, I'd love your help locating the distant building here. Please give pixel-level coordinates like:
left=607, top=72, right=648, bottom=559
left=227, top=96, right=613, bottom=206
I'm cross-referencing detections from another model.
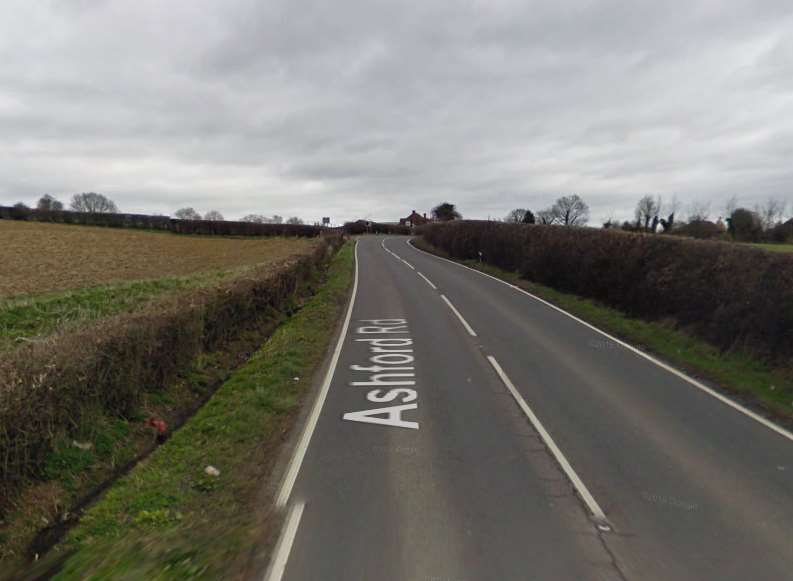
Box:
left=399, top=210, right=430, bottom=227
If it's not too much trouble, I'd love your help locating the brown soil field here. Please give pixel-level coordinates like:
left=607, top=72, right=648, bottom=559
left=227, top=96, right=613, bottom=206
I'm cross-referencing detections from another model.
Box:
left=0, top=220, right=319, bottom=298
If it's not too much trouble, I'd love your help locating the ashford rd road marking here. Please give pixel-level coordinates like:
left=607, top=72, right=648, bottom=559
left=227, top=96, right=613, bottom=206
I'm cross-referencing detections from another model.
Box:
left=344, top=319, right=420, bottom=430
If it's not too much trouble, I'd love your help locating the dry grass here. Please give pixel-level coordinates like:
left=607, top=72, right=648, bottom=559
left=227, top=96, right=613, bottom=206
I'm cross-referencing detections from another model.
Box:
left=0, top=221, right=318, bottom=298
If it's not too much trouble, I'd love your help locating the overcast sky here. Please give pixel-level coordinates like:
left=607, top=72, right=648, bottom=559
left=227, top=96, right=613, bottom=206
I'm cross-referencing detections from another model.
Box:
left=1, top=1, right=792, bottom=225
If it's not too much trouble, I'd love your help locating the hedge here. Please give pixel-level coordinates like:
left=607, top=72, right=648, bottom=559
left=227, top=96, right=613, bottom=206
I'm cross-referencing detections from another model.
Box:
left=0, top=206, right=321, bottom=237
left=343, top=220, right=411, bottom=235
left=420, top=221, right=793, bottom=364
left=0, top=235, right=342, bottom=496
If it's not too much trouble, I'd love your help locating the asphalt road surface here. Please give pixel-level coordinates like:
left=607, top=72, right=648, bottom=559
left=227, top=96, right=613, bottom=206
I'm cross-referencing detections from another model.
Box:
left=266, top=236, right=793, bottom=581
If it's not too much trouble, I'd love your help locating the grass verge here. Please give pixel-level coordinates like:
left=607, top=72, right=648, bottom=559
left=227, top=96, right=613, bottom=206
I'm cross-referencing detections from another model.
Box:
left=0, top=269, right=247, bottom=353
left=36, top=241, right=354, bottom=579
left=746, top=242, right=793, bottom=254
left=413, top=238, right=793, bottom=423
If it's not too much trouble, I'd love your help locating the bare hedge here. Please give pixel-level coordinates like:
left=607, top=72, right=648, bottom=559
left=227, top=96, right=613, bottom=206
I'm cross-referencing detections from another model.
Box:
left=0, top=206, right=320, bottom=237
left=420, top=221, right=793, bottom=364
left=0, top=235, right=342, bottom=492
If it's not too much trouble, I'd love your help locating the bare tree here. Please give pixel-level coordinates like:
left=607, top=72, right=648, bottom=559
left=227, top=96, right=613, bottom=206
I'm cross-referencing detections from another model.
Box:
left=658, top=195, right=678, bottom=232
left=723, top=195, right=738, bottom=219
left=240, top=213, right=284, bottom=224
left=204, top=210, right=224, bottom=221
left=756, top=198, right=786, bottom=230
left=286, top=216, right=304, bottom=225
left=37, top=194, right=64, bottom=211
left=174, top=207, right=202, bottom=220
left=688, top=200, right=712, bottom=222
left=505, top=209, right=529, bottom=223
left=504, top=208, right=526, bottom=224
left=550, top=195, right=589, bottom=226
left=536, top=209, right=556, bottom=225
left=666, top=195, right=680, bottom=216
left=635, top=195, right=661, bottom=231
left=70, top=192, right=119, bottom=213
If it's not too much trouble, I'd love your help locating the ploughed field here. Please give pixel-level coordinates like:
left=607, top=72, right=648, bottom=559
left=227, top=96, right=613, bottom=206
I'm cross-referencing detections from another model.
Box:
left=0, top=221, right=319, bottom=351
left=0, top=220, right=316, bottom=297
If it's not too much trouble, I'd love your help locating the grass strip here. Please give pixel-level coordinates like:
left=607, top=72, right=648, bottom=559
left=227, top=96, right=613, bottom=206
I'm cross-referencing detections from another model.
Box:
left=0, top=269, right=251, bottom=352
left=414, top=238, right=793, bottom=422
left=44, top=241, right=354, bottom=579
left=746, top=242, right=793, bottom=254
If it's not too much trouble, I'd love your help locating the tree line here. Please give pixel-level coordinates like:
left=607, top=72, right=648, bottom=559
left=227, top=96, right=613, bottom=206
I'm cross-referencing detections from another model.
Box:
left=504, top=195, right=590, bottom=226
left=499, top=194, right=791, bottom=243
left=601, top=195, right=792, bottom=242
left=10, top=193, right=305, bottom=225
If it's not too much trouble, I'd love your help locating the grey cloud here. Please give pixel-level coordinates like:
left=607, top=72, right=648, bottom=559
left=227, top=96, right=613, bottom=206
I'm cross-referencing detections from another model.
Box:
left=1, top=0, right=793, bottom=225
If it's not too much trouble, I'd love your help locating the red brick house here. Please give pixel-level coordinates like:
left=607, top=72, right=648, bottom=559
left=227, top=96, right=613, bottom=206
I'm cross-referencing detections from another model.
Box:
left=399, top=210, right=430, bottom=227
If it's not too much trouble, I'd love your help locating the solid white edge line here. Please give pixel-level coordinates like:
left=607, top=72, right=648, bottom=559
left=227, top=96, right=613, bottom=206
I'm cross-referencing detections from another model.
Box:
left=407, top=239, right=793, bottom=444
left=440, top=294, right=478, bottom=337
left=263, top=500, right=306, bottom=581
left=487, top=356, right=610, bottom=527
left=274, top=240, right=360, bottom=509
left=402, top=259, right=416, bottom=270
left=417, top=272, right=438, bottom=290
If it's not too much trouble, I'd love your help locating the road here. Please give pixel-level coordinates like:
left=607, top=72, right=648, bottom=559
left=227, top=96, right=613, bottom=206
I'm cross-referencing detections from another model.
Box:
left=266, top=236, right=793, bottom=581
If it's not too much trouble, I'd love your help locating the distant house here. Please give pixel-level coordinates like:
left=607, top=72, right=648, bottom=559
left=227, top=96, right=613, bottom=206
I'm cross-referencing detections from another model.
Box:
left=399, top=210, right=430, bottom=227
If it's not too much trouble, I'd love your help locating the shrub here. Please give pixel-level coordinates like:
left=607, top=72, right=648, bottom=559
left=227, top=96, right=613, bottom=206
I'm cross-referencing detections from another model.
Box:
left=10, top=203, right=31, bottom=220
left=770, top=219, right=793, bottom=243
left=420, top=221, right=793, bottom=364
left=674, top=220, right=724, bottom=240
left=727, top=208, right=763, bottom=242
left=342, top=221, right=410, bottom=235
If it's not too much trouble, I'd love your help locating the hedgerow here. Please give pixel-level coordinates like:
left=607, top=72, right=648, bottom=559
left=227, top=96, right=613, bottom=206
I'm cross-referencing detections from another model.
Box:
left=0, top=235, right=342, bottom=501
left=420, top=221, right=793, bottom=364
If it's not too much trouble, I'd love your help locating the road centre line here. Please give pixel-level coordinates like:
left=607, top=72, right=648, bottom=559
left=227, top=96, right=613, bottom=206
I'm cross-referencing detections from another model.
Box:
left=440, top=294, right=478, bottom=337
left=406, top=239, right=793, bottom=444
left=262, top=500, right=305, bottom=581
left=403, top=237, right=608, bottom=526
left=275, top=241, right=360, bottom=509
left=382, top=237, right=418, bottom=271
left=381, top=238, right=401, bottom=259
left=380, top=238, right=399, bottom=258
left=486, top=356, right=611, bottom=529
left=417, top=272, right=438, bottom=290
